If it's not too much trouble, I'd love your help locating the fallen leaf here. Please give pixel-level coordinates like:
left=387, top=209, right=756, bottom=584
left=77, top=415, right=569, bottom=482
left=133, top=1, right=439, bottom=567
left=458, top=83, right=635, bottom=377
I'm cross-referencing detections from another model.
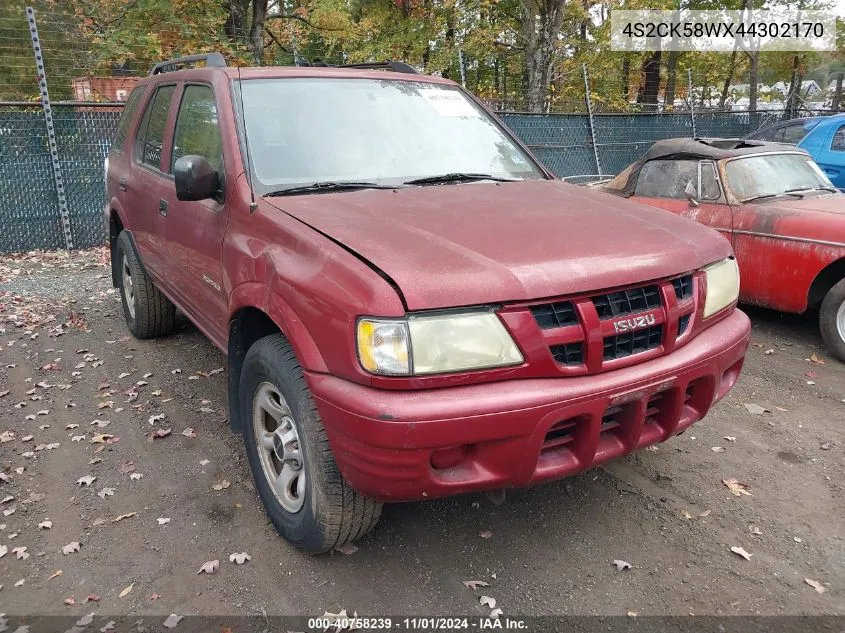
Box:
left=119, top=461, right=135, bottom=474
left=150, top=593, right=161, bottom=600
left=85, top=594, right=100, bottom=603
left=77, top=475, right=96, bottom=487
left=48, top=569, right=62, bottom=580
left=91, top=518, right=105, bottom=527
left=805, top=578, right=826, bottom=594
left=14, top=579, right=24, bottom=587
left=199, top=459, right=210, bottom=466
left=181, top=427, right=197, bottom=438
left=711, top=446, right=726, bottom=453
left=90, top=433, right=115, bottom=444
left=820, top=442, right=832, bottom=450
left=197, top=559, right=219, bottom=574
left=682, top=510, right=692, bottom=520
left=72, top=435, right=85, bottom=442
left=97, top=488, right=115, bottom=499
left=112, top=512, right=136, bottom=522
left=763, top=348, right=774, bottom=355
left=613, top=559, right=632, bottom=571
left=62, top=541, right=81, bottom=555
left=129, top=473, right=143, bottom=481
left=64, top=596, right=76, bottom=606
left=157, top=517, right=170, bottom=525
left=118, top=583, right=134, bottom=598
left=98, top=401, right=114, bottom=409
left=148, top=428, right=171, bottom=441
left=148, top=413, right=166, bottom=424
left=724, top=436, right=737, bottom=442
left=90, top=419, right=110, bottom=428
left=490, top=608, right=503, bottom=619
left=627, top=611, right=638, bottom=617
left=12, top=546, right=29, bottom=560
left=463, top=580, right=489, bottom=591
left=749, top=525, right=763, bottom=535
left=775, top=406, right=789, bottom=412
left=212, top=479, right=230, bottom=491
left=479, top=530, right=493, bottom=539
left=480, top=596, right=496, bottom=609
left=723, top=478, right=752, bottom=496
left=229, top=552, right=251, bottom=564
left=334, top=543, right=357, bottom=555
left=743, top=403, right=769, bottom=415
left=38, top=519, right=52, bottom=529
left=163, top=614, right=183, bottom=629
left=793, top=536, right=803, bottom=543
left=698, top=509, right=711, bottom=518
left=730, top=546, right=752, bottom=560
left=0, top=544, right=6, bottom=558
left=807, top=353, right=825, bottom=365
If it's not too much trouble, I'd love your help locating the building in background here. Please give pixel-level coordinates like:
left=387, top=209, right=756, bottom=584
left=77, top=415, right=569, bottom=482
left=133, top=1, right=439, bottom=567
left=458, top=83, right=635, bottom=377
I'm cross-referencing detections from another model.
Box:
left=70, top=76, right=140, bottom=102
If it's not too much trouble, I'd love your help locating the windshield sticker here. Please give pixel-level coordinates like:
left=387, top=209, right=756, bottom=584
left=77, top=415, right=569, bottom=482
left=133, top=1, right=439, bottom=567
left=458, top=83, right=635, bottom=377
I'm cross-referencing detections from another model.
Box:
left=418, top=89, right=479, bottom=117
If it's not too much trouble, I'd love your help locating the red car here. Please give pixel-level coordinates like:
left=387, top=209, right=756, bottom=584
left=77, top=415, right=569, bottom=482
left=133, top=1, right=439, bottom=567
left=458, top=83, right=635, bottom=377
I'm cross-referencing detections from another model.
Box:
left=603, top=138, right=845, bottom=362
left=104, top=55, right=750, bottom=553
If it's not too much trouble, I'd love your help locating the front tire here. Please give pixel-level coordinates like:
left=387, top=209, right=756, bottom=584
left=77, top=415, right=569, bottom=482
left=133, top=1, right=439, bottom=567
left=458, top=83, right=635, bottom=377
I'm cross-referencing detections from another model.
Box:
left=114, top=231, right=175, bottom=339
left=240, top=334, right=382, bottom=553
left=819, top=277, right=845, bottom=363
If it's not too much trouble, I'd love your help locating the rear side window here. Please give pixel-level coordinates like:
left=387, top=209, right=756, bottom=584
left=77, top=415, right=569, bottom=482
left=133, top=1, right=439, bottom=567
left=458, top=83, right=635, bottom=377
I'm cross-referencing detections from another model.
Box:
left=135, top=85, right=176, bottom=169
left=111, top=87, right=143, bottom=153
left=635, top=159, right=698, bottom=199
left=831, top=125, right=845, bottom=152
left=171, top=85, right=223, bottom=174
left=778, top=123, right=808, bottom=145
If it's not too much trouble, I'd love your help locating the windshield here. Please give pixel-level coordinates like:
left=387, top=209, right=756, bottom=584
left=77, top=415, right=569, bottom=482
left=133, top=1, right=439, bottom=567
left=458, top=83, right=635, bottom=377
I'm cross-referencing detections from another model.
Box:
left=725, top=153, right=835, bottom=202
left=237, top=78, right=544, bottom=192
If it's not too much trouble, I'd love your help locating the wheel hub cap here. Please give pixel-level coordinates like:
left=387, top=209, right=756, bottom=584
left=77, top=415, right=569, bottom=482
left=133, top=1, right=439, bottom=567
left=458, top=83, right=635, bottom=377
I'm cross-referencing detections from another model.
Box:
left=253, top=382, right=306, bottom=513
left=121, top=254, right=135, bottom=319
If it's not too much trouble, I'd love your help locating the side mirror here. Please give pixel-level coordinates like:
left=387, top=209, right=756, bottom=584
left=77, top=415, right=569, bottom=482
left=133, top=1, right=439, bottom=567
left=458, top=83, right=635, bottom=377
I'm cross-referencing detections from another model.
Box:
left=174, top=155, right=219, bottom=201
left=684, top=180, right=699, bottom=207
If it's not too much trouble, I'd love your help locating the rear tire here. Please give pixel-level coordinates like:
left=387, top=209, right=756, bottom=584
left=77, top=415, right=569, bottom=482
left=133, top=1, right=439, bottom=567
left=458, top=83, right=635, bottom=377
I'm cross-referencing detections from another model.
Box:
left=240, top=334, right=382, bottom=554
left=819, top=277, right=845, bottom=363
left=115, top=231, right=175, bottom=339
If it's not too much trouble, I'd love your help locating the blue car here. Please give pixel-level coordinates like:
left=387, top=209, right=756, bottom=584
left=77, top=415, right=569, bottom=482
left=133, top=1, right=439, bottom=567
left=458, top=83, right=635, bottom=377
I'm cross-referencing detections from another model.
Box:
left=746, top=113, right=845, bottom=190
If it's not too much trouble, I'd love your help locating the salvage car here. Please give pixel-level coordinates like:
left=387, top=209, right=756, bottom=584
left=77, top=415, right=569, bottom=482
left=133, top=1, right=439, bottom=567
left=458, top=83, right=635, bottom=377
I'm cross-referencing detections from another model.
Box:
left=602, top=138, right=845, bottom=361
left=745, top=114, right=845, bottom=190
left=104, top=54, right=750, bottom=553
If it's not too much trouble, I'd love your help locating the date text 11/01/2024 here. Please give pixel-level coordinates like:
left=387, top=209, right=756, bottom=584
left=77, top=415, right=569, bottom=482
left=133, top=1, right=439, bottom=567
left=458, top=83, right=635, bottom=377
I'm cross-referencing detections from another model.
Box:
left=307, top=617, right=528, bottom=630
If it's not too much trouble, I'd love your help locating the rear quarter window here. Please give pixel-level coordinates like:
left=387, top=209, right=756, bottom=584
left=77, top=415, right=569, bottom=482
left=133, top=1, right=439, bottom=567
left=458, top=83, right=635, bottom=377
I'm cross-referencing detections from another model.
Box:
left=111, top=87, right=144, bottom=153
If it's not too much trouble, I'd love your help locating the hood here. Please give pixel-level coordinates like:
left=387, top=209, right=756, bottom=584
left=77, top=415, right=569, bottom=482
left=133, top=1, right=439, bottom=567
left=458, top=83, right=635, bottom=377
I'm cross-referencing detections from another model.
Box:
left=266, top=180, right=732, bottom=311
left=753, top=193, right=845, bottom=216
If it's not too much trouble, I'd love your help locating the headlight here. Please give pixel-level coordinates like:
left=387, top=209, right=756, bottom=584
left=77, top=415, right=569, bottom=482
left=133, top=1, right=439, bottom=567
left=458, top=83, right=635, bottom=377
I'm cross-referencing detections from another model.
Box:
left=357, top=311, right=523, bottom=376
left=703, top=257, right=740, bottom=318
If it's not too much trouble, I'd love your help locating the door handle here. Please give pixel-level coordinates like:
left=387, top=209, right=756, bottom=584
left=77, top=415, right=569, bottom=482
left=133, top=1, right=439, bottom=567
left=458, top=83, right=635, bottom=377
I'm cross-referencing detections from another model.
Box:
left=118, top=178, right=127, bottom=191
left=159, top=199, right=168, bottom=217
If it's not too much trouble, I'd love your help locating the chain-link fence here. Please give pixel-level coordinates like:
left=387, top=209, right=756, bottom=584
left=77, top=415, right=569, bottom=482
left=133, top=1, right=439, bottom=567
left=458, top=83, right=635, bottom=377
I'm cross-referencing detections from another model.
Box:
left=0, top=3, right=841, bottom=253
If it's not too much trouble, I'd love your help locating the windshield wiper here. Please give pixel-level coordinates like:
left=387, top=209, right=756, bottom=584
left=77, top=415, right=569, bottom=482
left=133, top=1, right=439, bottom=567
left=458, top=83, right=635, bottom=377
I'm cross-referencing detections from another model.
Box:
left=741, top=191, right=804, bottom=203
left=264, top=182, right=396, bottom=196
left=403, top=173, right=519, bottom=186
left=784, top=185, right=839, bottom=194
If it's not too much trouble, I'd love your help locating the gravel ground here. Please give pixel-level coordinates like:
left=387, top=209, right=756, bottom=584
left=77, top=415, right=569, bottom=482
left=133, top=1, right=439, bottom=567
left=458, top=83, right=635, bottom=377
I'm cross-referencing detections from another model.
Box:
left=0, top=248, right=843, bottom=629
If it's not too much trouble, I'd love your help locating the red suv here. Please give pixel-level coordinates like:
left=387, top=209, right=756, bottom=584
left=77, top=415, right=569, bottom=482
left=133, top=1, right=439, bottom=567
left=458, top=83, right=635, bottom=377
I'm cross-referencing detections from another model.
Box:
left=105, top=54, right=751, bottom=553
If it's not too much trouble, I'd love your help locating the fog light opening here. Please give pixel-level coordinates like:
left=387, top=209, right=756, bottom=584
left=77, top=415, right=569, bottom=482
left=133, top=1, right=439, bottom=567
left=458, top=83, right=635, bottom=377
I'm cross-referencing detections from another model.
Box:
left=430, top=445, right=470, bottom=470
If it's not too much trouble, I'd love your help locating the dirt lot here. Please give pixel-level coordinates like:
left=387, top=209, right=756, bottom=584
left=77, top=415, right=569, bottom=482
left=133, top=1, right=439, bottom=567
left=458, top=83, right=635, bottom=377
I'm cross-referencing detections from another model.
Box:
left=0, top=248, right=843, bottom=625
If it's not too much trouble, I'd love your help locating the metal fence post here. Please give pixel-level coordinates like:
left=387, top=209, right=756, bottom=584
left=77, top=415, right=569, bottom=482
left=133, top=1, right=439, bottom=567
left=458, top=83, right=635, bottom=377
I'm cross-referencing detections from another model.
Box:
left=688, top=68, right=697, bottom=139
left=26, top=5, right=74, bottom=251
left=582, top=63, right=602, bottom=177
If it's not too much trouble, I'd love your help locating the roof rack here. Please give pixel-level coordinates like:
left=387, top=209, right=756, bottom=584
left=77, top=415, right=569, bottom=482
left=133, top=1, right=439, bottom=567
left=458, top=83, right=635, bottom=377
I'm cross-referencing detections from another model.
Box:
left=294, top=58, right=417, bottom=74
left=150, top=53, right=227, bottom=76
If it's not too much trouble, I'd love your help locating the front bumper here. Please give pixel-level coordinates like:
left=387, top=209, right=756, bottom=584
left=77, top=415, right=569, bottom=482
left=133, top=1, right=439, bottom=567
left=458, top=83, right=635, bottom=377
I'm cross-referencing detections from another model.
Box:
left=309, top=309, right=751, bottom=502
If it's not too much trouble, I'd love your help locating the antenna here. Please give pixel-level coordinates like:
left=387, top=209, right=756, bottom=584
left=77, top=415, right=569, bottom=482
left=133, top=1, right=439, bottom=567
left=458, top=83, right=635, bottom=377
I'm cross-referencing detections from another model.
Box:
left=237, top=65, right=258, bottom=214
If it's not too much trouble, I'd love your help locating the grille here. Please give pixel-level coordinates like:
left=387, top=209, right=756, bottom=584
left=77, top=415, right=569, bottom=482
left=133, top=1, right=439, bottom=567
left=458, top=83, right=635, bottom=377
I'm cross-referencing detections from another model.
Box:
left=673, top=275, right=694, bottom=301
left=550, top=342, right=584, bottom=365
left=593, top=285, right=661, bottom=319
left=604, top=325, right=663, bottom=360
left=678, top=314, right=691, bottom=335
left=531, top=301, right=578, bottom=329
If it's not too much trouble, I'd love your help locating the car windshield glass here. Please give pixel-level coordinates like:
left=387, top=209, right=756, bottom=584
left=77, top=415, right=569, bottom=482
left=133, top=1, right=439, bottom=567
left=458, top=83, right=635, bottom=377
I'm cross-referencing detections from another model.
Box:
left=237, top=78, right=544, bottom=192
left=725, top=153, right=835, bottom=201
